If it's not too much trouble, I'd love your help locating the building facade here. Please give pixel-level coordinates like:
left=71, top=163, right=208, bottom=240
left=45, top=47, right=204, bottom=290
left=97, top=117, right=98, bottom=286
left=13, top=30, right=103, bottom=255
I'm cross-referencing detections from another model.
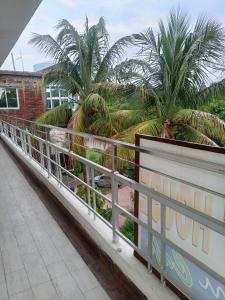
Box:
left=0, top=70, right=45, bottom=120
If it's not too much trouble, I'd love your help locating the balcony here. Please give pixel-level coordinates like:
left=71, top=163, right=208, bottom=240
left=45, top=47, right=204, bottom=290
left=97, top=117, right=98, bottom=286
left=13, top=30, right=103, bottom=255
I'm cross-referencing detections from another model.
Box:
left=0, top=116, right=224, bottom=300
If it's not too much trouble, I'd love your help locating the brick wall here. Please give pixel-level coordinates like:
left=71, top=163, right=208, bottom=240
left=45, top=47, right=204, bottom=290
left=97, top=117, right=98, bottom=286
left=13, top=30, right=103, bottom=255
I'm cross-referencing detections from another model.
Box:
left=0, top=71, right=45, bottom=120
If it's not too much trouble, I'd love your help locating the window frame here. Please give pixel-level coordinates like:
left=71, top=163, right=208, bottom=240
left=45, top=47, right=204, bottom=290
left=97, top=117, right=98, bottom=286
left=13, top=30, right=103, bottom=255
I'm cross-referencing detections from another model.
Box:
left=46, top=85, right=70, bottom=109
left=0, top=86, right=19, bottom=110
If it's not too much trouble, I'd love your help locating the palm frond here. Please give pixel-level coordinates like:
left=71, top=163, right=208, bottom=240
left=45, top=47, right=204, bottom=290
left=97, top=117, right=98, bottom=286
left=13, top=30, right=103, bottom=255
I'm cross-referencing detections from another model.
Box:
left=93, top=82, right=136, bottom=99
left=175, top=125, right=218, bottom=146
left=113, top=119, right=161, bottom=144
left=173, top=109, right=225, bottom=143
left=112, top=119, right=161, bottom=163
left=36, top=103, right=72, bottom=127
left=95, top=36, right=133, bottom=82
left=29, top=33, right=71, bottom=63
left=41, top=69, right=83, bottom=96
left=110, top=110, right=149, bottom=132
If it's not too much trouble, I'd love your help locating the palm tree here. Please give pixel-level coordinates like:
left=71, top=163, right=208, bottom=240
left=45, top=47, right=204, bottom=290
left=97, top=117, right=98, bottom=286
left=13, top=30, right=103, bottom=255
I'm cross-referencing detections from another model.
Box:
left=113, top=9, right=225, bottom=146
left=30, top=17, right=133, bottom=137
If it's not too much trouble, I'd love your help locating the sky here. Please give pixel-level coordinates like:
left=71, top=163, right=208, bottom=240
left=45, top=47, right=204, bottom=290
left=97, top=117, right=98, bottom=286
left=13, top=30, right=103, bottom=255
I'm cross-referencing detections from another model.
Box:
left=2, top=0, right=225, bottom=72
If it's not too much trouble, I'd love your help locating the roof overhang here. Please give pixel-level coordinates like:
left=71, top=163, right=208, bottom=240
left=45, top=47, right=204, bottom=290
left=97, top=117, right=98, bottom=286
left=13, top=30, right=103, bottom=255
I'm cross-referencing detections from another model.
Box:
left=0, top=0, right=42, bottom=66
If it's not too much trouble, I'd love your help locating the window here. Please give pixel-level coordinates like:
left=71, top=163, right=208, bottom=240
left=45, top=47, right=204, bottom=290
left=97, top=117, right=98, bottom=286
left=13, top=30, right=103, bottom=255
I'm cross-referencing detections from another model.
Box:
left=0, top=87, right=19, bottom=109
left=46, top=86, right=73, bottom=109
left=51, top=87, right=59, bottom=98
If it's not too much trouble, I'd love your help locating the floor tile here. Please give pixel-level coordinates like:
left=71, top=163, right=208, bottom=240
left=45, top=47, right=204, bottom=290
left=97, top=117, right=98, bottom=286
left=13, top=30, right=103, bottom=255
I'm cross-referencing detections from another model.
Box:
left=0, top=280, right=8, bottom=300
left=19, top=241, right=37, bottom=257
left=2, top=248, right=24, bottom=274
left=84, top=286, right=110, bottom=300
left=9, top=289, right=34, bottom=300
left=26, top=265, right=50, bottom=287
left=46, top=261, right=70, bottom=280
left=71, top=267, right=99, bottom=293
left=6, top=269, right=30, bottom=296
left=50, top=233, right=70, bottom=249
left=0, top=235, right=17, bottom=251
left=23, top=252, right=45, bottom=270
left=32, top=281, right=58, bottom=300
left=52, top=274, right=85, bottom=300
left=0, top=256, right=6, bottom=283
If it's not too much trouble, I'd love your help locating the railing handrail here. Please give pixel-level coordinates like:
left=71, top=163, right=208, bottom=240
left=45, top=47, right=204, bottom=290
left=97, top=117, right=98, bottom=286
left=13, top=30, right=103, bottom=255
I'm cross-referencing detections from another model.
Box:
left=0, top=114, right=225, bottom=175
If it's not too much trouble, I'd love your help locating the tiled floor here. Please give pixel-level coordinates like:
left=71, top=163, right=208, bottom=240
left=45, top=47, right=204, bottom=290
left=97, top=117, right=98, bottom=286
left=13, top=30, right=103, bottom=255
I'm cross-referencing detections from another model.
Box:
left=0, top=142, right=110, bottom=300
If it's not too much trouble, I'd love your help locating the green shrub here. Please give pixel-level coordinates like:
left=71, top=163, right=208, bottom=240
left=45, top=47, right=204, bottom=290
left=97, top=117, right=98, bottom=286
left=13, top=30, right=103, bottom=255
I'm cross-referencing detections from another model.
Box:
left=101, top=208, right=112, bottom=222
left=73, top=161, right=83, bottom=177
left=120, top=217, right=134, bottom=242
left=77, top=185, right=104, bottom=214
left=86, top=149, right=102, bottom=164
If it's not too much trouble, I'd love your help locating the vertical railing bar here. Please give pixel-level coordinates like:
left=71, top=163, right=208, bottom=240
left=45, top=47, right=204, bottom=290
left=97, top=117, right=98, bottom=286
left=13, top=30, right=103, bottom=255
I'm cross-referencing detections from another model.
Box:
left=57, top=151, right=62, bottom=185
left=147, top=194, right=153, bottom=272
left=39, top=140, right=44, bottom=169
left=91, top=167, right=96, bottom=220
left=28, top=134, right=32, bottom=158
left=46, top=142, right=51, bottom=178
left=160, top=203, right=166, bottom=285
left=23, top=130, right=27, bottom=155
left=112, top=145, right=117, bottom=171
left=86, top=165, right=91, bottom=215
left=112, top=172, right=119, bottom=243
left=19, top=129, right=23, bottom=151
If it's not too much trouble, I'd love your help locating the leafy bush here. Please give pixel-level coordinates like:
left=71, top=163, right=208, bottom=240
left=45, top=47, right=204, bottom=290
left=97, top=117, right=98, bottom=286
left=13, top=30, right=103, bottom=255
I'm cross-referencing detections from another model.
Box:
left=86, top=149, right=102, bottom=164
left=101, top=208, right=112, bottom=222
left=120, top=217, right=134, bottom=242
left=77, top=185, right=104, bottom=213
left=202, top=99, right=225, bottom=121
left=73, top=161, right=83, bottom=177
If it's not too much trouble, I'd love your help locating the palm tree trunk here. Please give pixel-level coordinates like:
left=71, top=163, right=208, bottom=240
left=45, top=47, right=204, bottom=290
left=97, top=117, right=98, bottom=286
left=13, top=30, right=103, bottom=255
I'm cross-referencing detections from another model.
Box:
left=159, top=120, right=174, bottom=139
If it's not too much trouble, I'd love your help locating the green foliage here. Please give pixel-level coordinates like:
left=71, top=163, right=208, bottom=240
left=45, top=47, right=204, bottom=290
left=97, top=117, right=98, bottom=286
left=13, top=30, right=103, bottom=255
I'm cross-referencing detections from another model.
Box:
left=30, top=17, right=132, bottom=137
left=202, top=99, right=225, bottom=121
left=115, top=9, right=225, bottom=146
left=37, top=103, right=72, bottom=127
left=86, top=149, right=102, bottom=164
left=32, top=12, right=225, bottom=147
left=77, top=185, right=105, bottom=214
left=77, top=185, right=113, bottom=222
left=120, top=217, right=134, bottom=242
left=110, top=110, right=150, bottom=132
left=101, top=208, right=112, bottom=222
left=121, top=165, right=135, bottom=179
left=73, top=161, right=83, bottom=177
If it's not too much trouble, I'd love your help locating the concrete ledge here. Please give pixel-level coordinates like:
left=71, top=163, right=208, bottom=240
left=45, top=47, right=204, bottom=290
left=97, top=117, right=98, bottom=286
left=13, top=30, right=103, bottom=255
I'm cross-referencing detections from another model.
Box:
left=1, top=134, right=179, bottom=300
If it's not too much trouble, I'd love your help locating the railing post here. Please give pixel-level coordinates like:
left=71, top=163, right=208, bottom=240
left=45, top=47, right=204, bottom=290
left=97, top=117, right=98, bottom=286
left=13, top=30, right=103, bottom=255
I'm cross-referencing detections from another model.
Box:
left=46, top=142, right=51, bottom=178
left=39, top=140, right=44, bottom=169
left=91, top=167, right=96, bottom=220
left=86, top=165, right=91, bottom=215
left=56, top=151, right=62, bottom=185
left=112, top=172, right=119, bottom=243
left=19, top=129, right=24, bottom=151
left=28, top=134, right=32, bottom=157
left=112, top=145, right=117, bottom=171
left=23, top=131, right=27, bottom=154
left=160, top=203, right=166, bottom=285
left=12, top=126, right=16, bottom=144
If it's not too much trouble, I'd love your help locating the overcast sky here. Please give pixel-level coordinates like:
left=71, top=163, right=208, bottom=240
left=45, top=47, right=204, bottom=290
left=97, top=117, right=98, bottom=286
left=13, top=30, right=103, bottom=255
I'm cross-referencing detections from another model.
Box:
left=2, top=0, right=225, bottom=72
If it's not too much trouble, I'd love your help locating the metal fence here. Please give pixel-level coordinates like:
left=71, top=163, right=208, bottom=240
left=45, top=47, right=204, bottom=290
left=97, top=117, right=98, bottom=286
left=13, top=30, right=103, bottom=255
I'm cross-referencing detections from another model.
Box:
left=0, top=115, right=225, bottom=300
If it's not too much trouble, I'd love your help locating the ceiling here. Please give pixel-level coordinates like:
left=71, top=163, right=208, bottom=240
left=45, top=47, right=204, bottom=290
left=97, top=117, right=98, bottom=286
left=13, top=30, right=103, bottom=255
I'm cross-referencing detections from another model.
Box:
left=0, top=0, right=42, bottom=66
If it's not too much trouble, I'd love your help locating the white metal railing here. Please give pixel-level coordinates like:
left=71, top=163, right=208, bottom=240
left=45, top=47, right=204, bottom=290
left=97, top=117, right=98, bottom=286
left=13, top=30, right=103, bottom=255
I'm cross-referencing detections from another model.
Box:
left=0, top=115, right=225, bottom=300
